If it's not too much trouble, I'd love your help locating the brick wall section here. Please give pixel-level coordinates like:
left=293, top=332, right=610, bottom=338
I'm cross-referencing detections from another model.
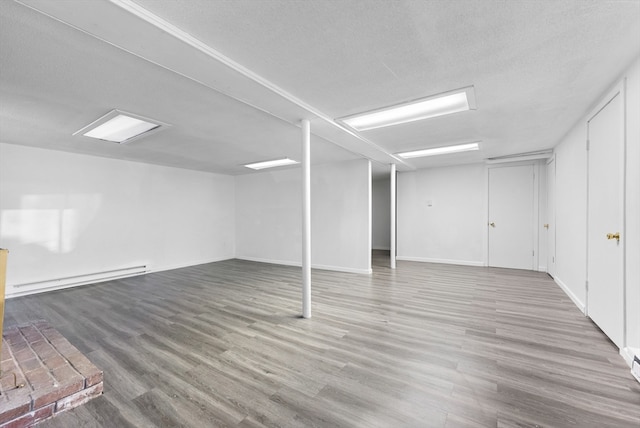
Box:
left=0, top=322, right=103, bottom=427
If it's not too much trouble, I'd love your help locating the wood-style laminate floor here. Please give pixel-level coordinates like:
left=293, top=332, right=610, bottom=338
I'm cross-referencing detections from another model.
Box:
left=4, top=252, right=640, bottom=427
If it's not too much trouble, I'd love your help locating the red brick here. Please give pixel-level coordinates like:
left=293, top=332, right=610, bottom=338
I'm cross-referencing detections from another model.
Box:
left=5, top=341, right=26, bottom=354
left=0, top=403, right=54, bottom=428
left=38, top=327, right=70, bottom=347
left=42, top=355, right=66, bottom=371
left=0, top=382, right=32, bottom=426
left=10, top=349, right=33, bottom=364
left=22, top=367, right=53, bottom=391
left=50, top=365, right=83, bottom=386
left=32, top=403, right=55, bottom=425
left=17, top=358, right=40, bottom=373
left=28, top=342, right=56, bottom=361
left=59, top=350, right=87, bottom=369
left=0, top=377, right=28, bottom=394
left=0, top=401, right=30, bottom=426
left=55, top=382, right=103, bottom=413
left=17, top=326, right=42, bottom=344
left=38, top=329, right=65, bottom=346
left=64, top=353, right=103, bottom=386
left=0, top=368, right=26, bottom=392
left=76, top=364, right=102, bottom=387
left=64, top=352, right=87, bottom=367
left=1, top=341, right=11, bottom=363
left=85, top=369, right=103, bottom=387
left=32, top=321, right=49, bottom=331
left=2, top=322, right=103, bottom=426
left=0, top=376, right=30, bottom=408
left=49, top=340, right=76, bottom=356
left=0, top=357, right=17, bottom=372
left=31, top=379, right=83, bottom=409
left=9, top=337, right=29, bottom=352
left=2, top=330, right=23, bottom=347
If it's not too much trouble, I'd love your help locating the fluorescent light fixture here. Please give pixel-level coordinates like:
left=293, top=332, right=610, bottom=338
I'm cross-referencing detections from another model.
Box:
left=397, top=142, right=480, bottom=159
left=485, top=150, right=553, bottom=164
left=73, top=110, right=169, bottom=144
left=339, top=86, right=476, bottom=131
left=244, top=158, right=299, bottom=170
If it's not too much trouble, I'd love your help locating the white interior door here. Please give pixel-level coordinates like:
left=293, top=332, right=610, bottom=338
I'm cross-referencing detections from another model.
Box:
left=587, top=91, right=624, bottom=348
left=546, top=158, right=556, bottom=278
left=488, top=165, right=535, bottom=269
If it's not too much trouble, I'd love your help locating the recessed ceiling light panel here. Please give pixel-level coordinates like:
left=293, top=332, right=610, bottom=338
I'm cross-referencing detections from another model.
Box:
left=74, top=110, right=169, bottom=144
left=244, top=158, right=299, bottom=170
left=338, top=86, right=476, bottom=131
left=398, top=142, right=480, bottom=159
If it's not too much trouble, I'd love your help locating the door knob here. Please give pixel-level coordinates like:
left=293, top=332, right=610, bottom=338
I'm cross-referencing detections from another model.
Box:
left=544, top=224, right=549, bottom=229
left=489, top=222, right=495, bottom=227
left=606, top=232, right=620, bottom=241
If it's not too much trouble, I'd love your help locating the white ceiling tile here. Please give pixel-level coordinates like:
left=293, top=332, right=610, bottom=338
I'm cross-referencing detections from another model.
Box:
left=2, top=0, right=639, bottom=174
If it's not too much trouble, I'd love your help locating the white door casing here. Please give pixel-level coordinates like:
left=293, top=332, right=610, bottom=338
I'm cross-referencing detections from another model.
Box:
left=587, top=89, right=625, bottom=349
left=488, top=164, right=535, bottom=270
left=547, top=158, right=556, bottom=278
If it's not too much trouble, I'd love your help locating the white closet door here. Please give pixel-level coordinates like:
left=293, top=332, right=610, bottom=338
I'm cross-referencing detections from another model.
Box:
left=587, top=91, right=624, bottom=348
left=488, top=164, right=535, bottom=270
left=547, top=158, right=556, bottom=278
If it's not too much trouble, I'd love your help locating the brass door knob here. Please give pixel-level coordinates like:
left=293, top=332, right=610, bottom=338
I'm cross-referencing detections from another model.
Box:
left=606, top=232, right=620, bottom=241
left=489, top=222, right=495, bottom=227
left=544, top=224, right=549, bottom=229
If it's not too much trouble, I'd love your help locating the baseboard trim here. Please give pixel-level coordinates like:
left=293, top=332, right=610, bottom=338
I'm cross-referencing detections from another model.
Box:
left=554, top=276, right=586, bottom=314
left=235, top=256, right=372, bottom=274
left=313, top=264, right=372, bottom=275
left=149, top=256, right=234, bottom=274
left=235, top=256, right=299, bottom=268
left=395, top=256, right=484, bottom=267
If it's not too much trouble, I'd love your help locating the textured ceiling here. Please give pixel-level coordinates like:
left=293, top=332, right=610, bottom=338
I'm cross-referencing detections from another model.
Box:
left=1, top=0, right=639, bottom=176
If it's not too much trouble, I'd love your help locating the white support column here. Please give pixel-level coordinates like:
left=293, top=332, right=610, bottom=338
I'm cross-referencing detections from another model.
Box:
left=302, top=119, right=312, bottom=318
left=390, top=163, right=397, bottom=269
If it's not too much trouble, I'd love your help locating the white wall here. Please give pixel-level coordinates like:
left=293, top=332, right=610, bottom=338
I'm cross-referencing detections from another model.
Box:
left=235, top=166, right=301, bottom=265
left=397, top=163, right=485, bottom=266
left=0, top=143, right=235, bottom=297
left=553, top=56, right=640, bottom=360
left=235, top=158, right=371, bottom=274
left=372, top=178, right=390, bottom=250
left=624, top=57, right=640, bottom=357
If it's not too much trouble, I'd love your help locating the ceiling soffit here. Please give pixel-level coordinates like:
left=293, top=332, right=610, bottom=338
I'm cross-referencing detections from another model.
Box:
left=128, top=0, right=640, bottom=167
left=15, top=0, right=410, bottom=171
left=7, top=0, right=640, bottom=174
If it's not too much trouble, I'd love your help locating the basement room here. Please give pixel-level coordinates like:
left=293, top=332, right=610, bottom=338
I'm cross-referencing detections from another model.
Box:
left=0, top=0, right=639, bottom=427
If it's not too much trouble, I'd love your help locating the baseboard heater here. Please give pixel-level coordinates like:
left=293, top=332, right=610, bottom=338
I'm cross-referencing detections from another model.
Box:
left=8, top=265, right=148, bottom=298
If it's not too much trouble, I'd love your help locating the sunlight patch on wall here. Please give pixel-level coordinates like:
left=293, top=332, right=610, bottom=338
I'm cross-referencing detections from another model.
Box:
left=1, top=209, right=75, bottom=253
left=0, top=194, right=101, bottom=254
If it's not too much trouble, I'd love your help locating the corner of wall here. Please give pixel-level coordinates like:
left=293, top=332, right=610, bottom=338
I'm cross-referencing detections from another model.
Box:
left=553, top=276, right=586, bottom=314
